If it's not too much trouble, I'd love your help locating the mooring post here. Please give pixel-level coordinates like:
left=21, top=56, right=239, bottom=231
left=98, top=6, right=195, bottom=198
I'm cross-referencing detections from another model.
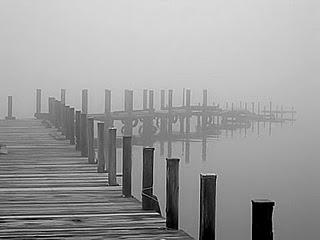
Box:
left=82, top=89, right=88, bottom=114
left=69, top=107, right=75, bottom=145
left=160, top=89, right=165, bottom=110
left=104, top=89, right=112, bottom=128
left=186, top=89, right=191, bottom=135
left=65, top=106, right=71, bottom=140
left=97, top=122, right=105, bottom=173
left=87, top=118, right=95, bottom=164
left=80, top=113, right=88, bottom=157
left=182, top=88, right=185, bottom=106
left=48, top=97, right=54, bottom=123
left=75, top=111, right=81, bottom=151
left=149, top=90, right=154, bottom=112
left=168, top=89, right=173, bottom=136
left=143, top=89, right=148, bottom=110
left=108, top=128, right=117, bottom=186
left=252, top=200, right=275, bottom=240
left=124, top=90, right=133, bottom=136
left=199, top=174, right=217, bottom=240
left=6, top=96, right=15, bottom=120
left=166, top=158, right=180, bottom=229
left=142, top=147, right=155, bottom=210
left=36, top=89, right=41, bottom=115
left=61, top=89, right=66, bottom=105
left=122, top=136, right=132, bottom=197
left=202, top=89, right=208, bottom=130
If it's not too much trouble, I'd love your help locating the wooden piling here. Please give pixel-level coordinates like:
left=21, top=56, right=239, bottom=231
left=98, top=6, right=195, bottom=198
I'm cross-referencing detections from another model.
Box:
left=166, top=158, right=180, bottom=229
left=252, top=199, right=275, bottom=240
left=142, top=147, right=155, bottom=210
left=61, top=89, right=66, bottom=105
left=75, top=111, right=81, bottom=151
left=124, top=90, right=133, bottom=136
left=80, top=113, right=88, bottom=157
left=87, top=118, right=95, bottom=164
left=36, top=89, right=41, bottom=114
left=69, top=107, right=75, bottom=145
left=65, top=106, right=70, bottom=140
left=97, top=122, right=105, bottom=173
left=149, top=90, right=154, bottom=112
left=82, top=89, right=88, bottom=114
left=108, top=128, right=117, bottom=186
left=160, top=89, right=165, bottom=110
left=6, top=96, right=15, bottom=120
left=143, top=89, right=148, bottom=110
left=168, top=90, right=173, bottom=136
left=199, top=174, right=217, bottom=240
left=122, top=136, right=132, bottom=197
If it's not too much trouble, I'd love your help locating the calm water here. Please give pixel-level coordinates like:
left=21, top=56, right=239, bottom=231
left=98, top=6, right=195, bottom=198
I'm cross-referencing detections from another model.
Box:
left=119, top=112, right=319, bottom=240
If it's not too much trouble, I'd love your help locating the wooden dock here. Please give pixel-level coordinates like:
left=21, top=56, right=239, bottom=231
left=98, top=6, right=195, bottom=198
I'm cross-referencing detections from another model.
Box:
left=0, top=119, right=193, bottom=239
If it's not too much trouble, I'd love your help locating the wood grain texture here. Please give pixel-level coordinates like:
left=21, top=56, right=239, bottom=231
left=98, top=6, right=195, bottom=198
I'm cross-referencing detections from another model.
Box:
left=0, top=119, right=193, bottom=239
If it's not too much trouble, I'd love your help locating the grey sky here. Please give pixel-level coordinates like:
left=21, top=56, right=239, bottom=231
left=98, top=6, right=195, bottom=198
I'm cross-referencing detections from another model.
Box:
left=0, top=0, right=318, bottom=117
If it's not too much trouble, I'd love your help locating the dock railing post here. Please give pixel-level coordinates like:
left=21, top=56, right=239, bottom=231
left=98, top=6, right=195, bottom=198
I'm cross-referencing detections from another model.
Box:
left=142, top=147, right=155, bottom=210
left=80, top=113, right=88, bottom=157
left=82, top=89, right=88, bottom=114
left=143, top=89, right=148, bottom=110
left=36, top=89, right=41, bottom=115
left=88, top=117, right=95, bottom=163
left=75, top=111, right=81, bottom=151
left=149, top=90, right=154, bottom=112
left=252, top=200, right=275, bottom=240
left=69, top=107, right=75, bottom=145
left=166, top=158, right=180, bottom=229
left=6, top=96, right=15, bottom=120
left=97, top=122, right=105, bottom=173
left=122, top=136, right=132, bottom=197
left=65, top=106, right=70, bottom=140
left=108, top=128, right=117, bottom=186
left=160, top=89, right=165, bottom=110
left=199, top=174, right=217, bottom=240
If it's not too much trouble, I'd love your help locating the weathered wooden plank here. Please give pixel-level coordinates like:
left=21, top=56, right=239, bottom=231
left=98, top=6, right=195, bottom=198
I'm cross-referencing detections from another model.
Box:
left=0, top=119, right=193, bottom=239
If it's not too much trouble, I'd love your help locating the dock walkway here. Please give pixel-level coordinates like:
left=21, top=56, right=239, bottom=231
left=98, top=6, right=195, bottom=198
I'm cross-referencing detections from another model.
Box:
left=0, top=119, right=193, bottom=239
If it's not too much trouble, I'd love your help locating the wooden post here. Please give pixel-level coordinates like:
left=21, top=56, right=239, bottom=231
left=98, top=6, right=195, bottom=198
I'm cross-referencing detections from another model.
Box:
left=149, top=90, right=154, bottom=112
left=166, top=158, right=180, bottom=229
left=143, top=89, right=148, bottom=110
left=182, top=88, right=185, bottom=106
left=36, top=89, right=41, bottom=114
left=122, top=136, right=132, bottom=197
left=108, top=128, right=117, bottom=186
left=186, top=89, right=191, bottom=135
left=69, top=107, right=75, bottom=145
left=75, top=111, right=81, bottom=151
left=142, top=147, right=155, bottom=210
left=124, top=90, right=133, bottom=136
left=61, top=89, right=66, bottom=105
left=80, top=113, right=88, bottom=157
left=160, top=89, right=165, bottom=110
left=202, top=89, right=208, bottom=107
left=88, top=118, right=95, bottom=164
left=104, top=89, right=112, bottom=130
left=199, top=174, right=217, bottom=240
left=168, top=89, right=173, bottom=136
left=6, top=96, right=15, bottom=120
left=65, top=106, right=70, bottom=140
left=82, top=89, right=88, bottom=114
left=97, top=122, right=105, bottom=173
left=252, top=200, right=275, bottom=240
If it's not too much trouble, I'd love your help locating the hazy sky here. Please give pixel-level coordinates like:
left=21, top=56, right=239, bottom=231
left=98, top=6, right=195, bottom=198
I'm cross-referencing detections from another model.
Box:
left=0, top=0, right=319, bottom=117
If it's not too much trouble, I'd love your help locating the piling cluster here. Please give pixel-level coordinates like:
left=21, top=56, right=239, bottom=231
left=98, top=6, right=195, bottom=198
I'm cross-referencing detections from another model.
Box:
left=34, top=88, right=278, bottom=240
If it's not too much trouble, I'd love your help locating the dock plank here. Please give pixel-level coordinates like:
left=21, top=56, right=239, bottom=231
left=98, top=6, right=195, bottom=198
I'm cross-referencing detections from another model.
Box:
left=0, top=119, right=193, bottom=239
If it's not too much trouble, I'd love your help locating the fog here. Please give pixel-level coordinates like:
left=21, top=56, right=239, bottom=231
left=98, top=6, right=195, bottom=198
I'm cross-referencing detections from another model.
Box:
left=0, top=1, right=319, bottom=239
